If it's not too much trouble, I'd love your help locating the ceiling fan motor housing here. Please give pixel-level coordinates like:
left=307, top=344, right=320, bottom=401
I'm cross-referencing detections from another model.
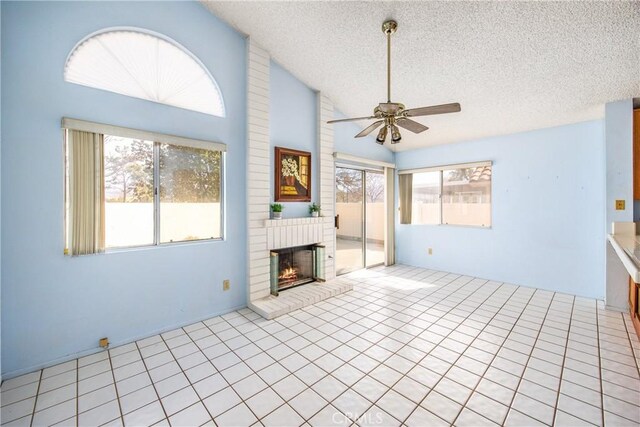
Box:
left=377, top=102, right=405, bottom=116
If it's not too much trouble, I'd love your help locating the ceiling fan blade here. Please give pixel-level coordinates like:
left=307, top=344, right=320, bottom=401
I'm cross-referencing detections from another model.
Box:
left=355, top=120, right=384, bottom=138
left=396, top=118, right=429, bottom=134
left=327, top=116, right=376, bottom=124
left=404, top=103, right=461, bottom=117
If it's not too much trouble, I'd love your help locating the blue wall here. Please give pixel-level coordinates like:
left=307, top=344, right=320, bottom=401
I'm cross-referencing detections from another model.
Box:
left=1, top=1, right=247, bottom=377
left=333, top=110, right=395, bottom=164
left=395, top=120, right=606, bottom=299
left=605, top=99, right=634, bottom=231
left=270, top=61, right=318, bottom=218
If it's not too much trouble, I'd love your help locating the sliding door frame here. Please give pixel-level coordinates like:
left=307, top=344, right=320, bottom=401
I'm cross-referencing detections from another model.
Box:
left=334, top=152, right=396, bottom=274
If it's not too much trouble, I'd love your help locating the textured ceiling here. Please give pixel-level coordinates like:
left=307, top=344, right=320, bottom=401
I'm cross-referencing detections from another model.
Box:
left=202, top=1, right=640, bottom=151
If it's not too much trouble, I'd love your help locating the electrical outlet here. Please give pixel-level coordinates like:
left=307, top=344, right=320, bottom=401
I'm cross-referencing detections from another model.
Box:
left=99, top=337, right=109, bottom=348
left=616, top=200, right=626, bottom=210
left=223, top=279, right=230, bottom=291
left=428, top=248, right=433, bottom=255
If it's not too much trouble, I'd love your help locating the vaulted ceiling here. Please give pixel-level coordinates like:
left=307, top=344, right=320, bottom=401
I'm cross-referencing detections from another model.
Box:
left=203, top=1, right=639, bottom=151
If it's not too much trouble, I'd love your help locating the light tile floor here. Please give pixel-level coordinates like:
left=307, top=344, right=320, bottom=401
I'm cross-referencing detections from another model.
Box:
left=2, top=265, right=640, bottom=426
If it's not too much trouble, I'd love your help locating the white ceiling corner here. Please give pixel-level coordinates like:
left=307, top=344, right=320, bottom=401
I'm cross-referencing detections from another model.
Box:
left=202, top=1, right=640, bottom=151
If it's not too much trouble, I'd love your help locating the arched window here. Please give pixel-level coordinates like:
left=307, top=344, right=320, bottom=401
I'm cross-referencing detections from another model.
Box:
left=64, top=28, right=225, bottom=117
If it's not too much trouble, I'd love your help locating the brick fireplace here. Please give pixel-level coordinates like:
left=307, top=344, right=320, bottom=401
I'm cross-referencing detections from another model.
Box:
left=245, top=39, right=349, bottom=319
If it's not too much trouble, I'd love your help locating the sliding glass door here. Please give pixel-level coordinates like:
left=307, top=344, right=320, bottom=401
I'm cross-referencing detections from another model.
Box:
left=335, top=166, right=385, bottom=275
left=365, top=171, right=385, bottom=267
left=335, top=167, right=363, bottom=274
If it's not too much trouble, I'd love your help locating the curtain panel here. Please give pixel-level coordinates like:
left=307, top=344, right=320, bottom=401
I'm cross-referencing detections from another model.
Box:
left=398, top=173, right=413, bottom=225
left=384, top=167, right=396, bottom=265
left=67, top=129, right=105, bottom=255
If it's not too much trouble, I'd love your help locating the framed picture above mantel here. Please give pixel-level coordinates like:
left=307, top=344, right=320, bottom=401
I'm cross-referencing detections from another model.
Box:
left=275, top=147, right=311, bottom=202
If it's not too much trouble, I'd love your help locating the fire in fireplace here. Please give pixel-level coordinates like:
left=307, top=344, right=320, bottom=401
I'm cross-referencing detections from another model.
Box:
left=270, top=244, right=325, bottom=295
left=279, top=266, right=298, bottom=283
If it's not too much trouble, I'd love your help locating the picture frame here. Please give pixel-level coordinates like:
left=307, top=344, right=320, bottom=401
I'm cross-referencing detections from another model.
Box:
left=275, top=147, right=311, bottom=202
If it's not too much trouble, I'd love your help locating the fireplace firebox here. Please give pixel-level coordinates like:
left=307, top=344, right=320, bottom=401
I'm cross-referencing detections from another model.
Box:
left=270, top=244, right=325, bottom=295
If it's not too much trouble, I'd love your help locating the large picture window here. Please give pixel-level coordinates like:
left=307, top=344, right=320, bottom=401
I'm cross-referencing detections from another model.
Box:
left=400, top=162, right=491, bottom=228
left=64, top=119, right=225, bottom=254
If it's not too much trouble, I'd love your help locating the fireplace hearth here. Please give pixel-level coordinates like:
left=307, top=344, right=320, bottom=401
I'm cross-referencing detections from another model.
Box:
left=270, top=244, right=325, bottom=295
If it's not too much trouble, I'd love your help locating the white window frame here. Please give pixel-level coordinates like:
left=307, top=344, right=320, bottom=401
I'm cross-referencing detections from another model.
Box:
left=63, top=118, right=226, bottom=251
left=399, top=161, right=492, bottom=228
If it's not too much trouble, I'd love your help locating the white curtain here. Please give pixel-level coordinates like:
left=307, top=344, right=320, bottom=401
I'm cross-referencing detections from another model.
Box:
left=67, top=129, right=105, bottom=255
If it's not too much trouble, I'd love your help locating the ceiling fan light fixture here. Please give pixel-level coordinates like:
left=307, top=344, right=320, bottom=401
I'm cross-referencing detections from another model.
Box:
left=376, top=126, right=388, bottom=144
left=325, top=19, right=461, bottom=145
left=390, top=124, right=402, bottom=143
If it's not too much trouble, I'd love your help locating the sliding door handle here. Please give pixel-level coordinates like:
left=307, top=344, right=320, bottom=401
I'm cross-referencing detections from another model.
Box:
left=335, top=214, right=340, bottom=229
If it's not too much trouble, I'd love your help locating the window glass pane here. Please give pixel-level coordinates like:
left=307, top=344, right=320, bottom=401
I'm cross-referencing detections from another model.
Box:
left=442, top=166, right=491, bottom=227
left=159, top=144, right=222, bottom=242
left=104, top=136, right=154, bottom=248
left=411, top=171, right=441, bottom=224
left=335, top=167, right=363, bottom=274
left=365, top=171, right=385, bottom=267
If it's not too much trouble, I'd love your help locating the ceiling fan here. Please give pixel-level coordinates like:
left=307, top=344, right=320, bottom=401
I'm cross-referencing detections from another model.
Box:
left=327, top=20, right=461, bottom=145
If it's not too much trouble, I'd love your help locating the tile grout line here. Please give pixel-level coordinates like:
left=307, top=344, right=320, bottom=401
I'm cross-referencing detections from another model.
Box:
left=596, top=302, right=606, bottom=427
left=549, top=294, right=576, bottom=426
left=106, top=347, right=126, bottom=427
left=28, top=369, right=44, bottom=427
left=76, top=360, right=79, bottom=427
left=619, top=310, right=640, bottom=377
